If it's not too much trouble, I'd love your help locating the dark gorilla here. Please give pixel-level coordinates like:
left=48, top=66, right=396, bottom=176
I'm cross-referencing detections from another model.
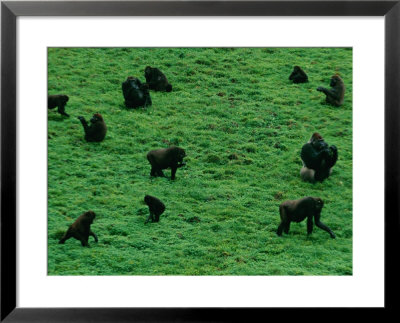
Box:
left=147, top=146, right=186, bottom=180
left=317, top=74, right=345, bottom=106
left=144, top=66, right=172, bottom=92
left=77, top=113, right=107, bottom=142
left=48, top=94, right=70, bottom=117
left=289, top=66, right=308, bottom=83
left=122, top=76, right=152, bottom=108
left=144, top=195, right=166, bottom=224
left=300, top=133, right=338, bottom=182
left=59, top=211, right=99, bottom=247
left=277, top=197, right=336, bottom=238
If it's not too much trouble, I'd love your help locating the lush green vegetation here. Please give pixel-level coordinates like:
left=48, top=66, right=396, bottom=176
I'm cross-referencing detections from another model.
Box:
left=48, top=48, right=352, bottom=275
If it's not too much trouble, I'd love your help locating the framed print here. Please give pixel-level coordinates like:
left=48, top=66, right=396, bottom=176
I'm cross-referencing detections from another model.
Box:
left=1, top=0, right=399, bottom=321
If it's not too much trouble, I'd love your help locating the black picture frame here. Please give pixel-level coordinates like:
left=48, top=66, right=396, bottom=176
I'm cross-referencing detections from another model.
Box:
left=1, top=1, right=399, bottom=321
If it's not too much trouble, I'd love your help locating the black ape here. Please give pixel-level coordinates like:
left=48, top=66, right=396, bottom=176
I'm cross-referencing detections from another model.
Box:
left=277, top=197, right=336, bottom=238
left=59, top=211, right=98, bottom=247
left=144, top=195, right=166, bottom=224
left=147, top=146, right=186, bottom=180
left=300, top=133, right=338, bottom=182
left=144, top=66, right=172, bottom=92
left=289, top=66, right=308, bottom=83
left=48, top=94, right=70, bottom=117
left=77, top=113, right=107, bottom=142
left=317, top=75, right=345, bottom=106
left=122, top=76, right=152, bottom=108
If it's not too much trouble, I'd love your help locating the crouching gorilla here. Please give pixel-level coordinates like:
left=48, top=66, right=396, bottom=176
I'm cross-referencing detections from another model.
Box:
left=77, top=113, right=107, bottom=142
left=144, top=66, right=172, bottom=92
left=289, top=66, right=308, bottom=83
left=147, top=146, right=186, bottom=180
left=122, top=76, right=152, bottom=108
left=317, top=74, right=345, bottom=106
left=277, top=197, right=336, bottom=238
left=144, top=195, right=166, bottom=224
left=48, top=94, right=69, bottom=117
left=300, top=133, right=338, bottom=182
left=59, top=211, right=98, bottom=247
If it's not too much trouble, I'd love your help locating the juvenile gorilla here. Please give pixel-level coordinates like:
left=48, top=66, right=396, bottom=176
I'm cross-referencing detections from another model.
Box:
left=59, top=211, right=99, bottom=247
left=48, top=94, right=70, bottom=117
left=289, top=66, right=308, bottom=83
left=147, top=146, right=186, bottom=180
left=122, top=76, right=152, bottom=108
left=77, top=113, right=107, bottom=142
left=144, top=66, right=172, bottom=92
left=300, top=133, right=338, bottom=182
left=277, top=197, right=336, bottom=238
left=317, top=74, right=345, bottom=106
left=144, top=195, right=166, bottom=224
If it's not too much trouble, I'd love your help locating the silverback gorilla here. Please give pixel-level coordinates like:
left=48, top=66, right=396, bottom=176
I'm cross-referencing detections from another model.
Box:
left=122, top=76, right=152, bottom=108
left=317, top=74, right=345, bottom=106
left=277, top=197, right=336, bottom=238
left=300, top=133, right=338, bottom=183
left=144, top=66, right=172, bottom=92
left=48, top=94, right=70, bottom=117
left=59, top=211, right=98, bottom=247
left=147, top=146, right=186, bottom=180
left=144, top=195, right=166, bottom=224
left=289, top=66, right=308, bottom=83
left=77, top=113, right=107, bottom=142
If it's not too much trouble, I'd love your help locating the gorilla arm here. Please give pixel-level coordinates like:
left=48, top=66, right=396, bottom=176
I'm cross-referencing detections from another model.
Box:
left=300, top=143, right=330, bottom=169
left=78, top=116, right=89, bottom=132
left=317, top=86, right=341, bottom=101
left=314, top=212, right=336, bottom=238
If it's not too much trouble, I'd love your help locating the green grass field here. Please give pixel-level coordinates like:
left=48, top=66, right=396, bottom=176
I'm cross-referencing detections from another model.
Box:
left=48, top=47, right=352, bottom=275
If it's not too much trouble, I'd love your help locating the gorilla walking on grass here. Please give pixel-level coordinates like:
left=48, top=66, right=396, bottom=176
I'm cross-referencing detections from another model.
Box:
left=48, top=94, right=70, bottom=117
left=277, top=197, right=336, bottom=238
left=59, top=211, right=99, bottom=247
left=144, top=195, right=166, bottom=224
left=147, top=146, right=186, bottom=180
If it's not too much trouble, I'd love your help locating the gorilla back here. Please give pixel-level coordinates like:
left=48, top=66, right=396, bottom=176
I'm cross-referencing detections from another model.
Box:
left=289, top=66, right=308, bottom=83
left=144, top=66, right=172, bottom=92
left=122, top=76, right=152, bottom=108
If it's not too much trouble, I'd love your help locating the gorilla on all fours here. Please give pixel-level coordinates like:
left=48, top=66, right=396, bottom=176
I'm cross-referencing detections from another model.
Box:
left=300, top=133, right=338, bottom=183
left=122, top=76, right=152, bottom=108
left=48, top=94, right=70, bottom=117
left=277, top=197, right=336, bottom=239
left=147, top=146, right=186, bottom=180
left=59, top=211, right=99, bottom=247
left=144, top=195, right=166, bottom=224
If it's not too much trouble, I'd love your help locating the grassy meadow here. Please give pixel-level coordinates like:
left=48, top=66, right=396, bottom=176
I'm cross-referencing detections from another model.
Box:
left=48, top=48, right=352, bottom=275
